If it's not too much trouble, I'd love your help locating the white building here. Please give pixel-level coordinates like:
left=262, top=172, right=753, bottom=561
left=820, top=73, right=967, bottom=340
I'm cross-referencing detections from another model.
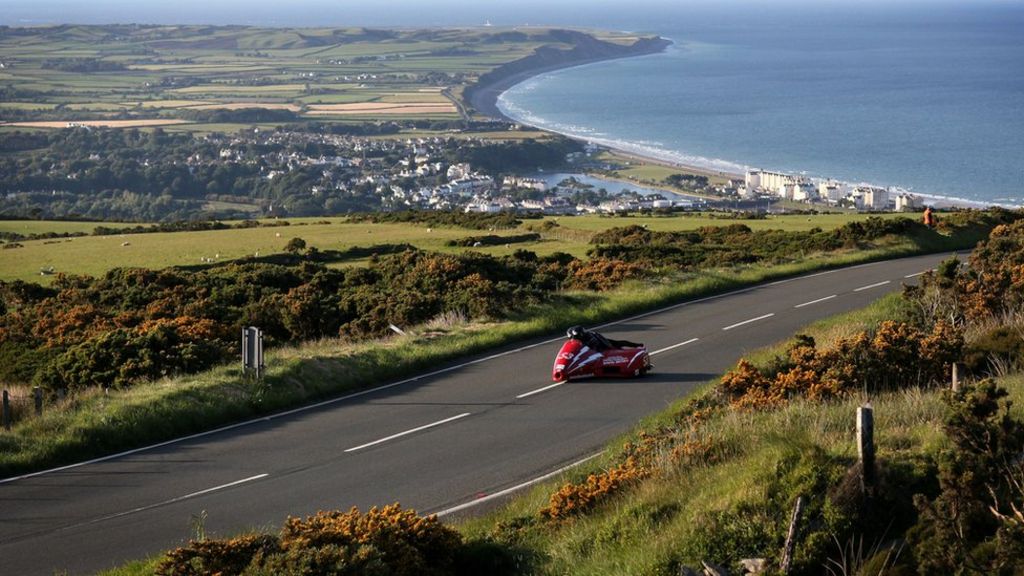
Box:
left=818, top=181, right=845, bottom=204
left=792, top=183, right=818, bottom=202
left=746, top=169, right=796, bottom=195
left=503, top=176, right=548, bottom=192
left=858, top=187, right=890, bottom=210
left=894, top=193, right=922, bottom=212
left=446, top=163, right=471, bottom=180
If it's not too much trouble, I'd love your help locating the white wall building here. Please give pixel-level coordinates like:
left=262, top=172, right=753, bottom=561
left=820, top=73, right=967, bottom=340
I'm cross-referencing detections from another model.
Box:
left=746, top=169, right=796, bottom=194
left=858, top=186, right=890, bottom=210
left=894, top=193, right=922, bottom=212
left=818, top=180, right=845, bottom=204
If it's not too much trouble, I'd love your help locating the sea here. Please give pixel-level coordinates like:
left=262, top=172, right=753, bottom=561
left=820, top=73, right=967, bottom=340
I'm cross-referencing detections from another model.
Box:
left=495, top=2, right=1024, bottom=207
left=6, top=1, right=1024, bottom=206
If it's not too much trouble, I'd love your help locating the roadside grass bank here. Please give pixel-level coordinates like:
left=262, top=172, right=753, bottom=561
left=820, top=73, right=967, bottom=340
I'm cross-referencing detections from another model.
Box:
left=98, top=291, right=1024, bottom=576
left=0, top=228, right=963, bottom=479
left=453, top=292, right=1024, bottom=575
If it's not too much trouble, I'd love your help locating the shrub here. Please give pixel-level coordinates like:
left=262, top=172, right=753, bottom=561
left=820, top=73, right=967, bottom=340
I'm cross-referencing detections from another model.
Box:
left=156, top=534, right=279, bottom=576
left=279, top=505, right=462, bottom=576
left=910, top=381, right=1024, bottom=574
left=717, top=321, right=962, bottom=409
left=156, top=505, right=464, bottom=576
left=540, top=457, right=650, bottom=521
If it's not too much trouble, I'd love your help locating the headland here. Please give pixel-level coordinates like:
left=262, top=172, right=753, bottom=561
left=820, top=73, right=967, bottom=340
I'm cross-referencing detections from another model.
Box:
left=465, top=30, right=671, bottom=121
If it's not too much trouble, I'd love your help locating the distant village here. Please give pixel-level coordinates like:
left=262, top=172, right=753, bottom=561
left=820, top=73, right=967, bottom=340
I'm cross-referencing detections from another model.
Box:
left=5, top=124, right=929, bottom=222
left=191, top=130, right=691, bottom=216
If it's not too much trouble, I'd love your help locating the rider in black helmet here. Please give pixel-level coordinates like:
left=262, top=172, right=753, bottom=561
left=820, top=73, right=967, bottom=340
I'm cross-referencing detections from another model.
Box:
left=566, top=325, right=641, bottom=351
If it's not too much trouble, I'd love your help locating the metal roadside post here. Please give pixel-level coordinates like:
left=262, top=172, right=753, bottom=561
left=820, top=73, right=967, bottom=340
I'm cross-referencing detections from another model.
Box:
left=2, top=389, right=10, bottom=431
left=242, top=326, right=265, bottom=383
left=858, top=404, right=875, bottom=497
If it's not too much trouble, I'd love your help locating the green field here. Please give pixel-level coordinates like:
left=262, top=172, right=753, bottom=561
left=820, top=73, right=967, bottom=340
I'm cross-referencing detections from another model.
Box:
left=0, top=25, right=630, bottom=129
left=0, top=213, right=910, bottom=283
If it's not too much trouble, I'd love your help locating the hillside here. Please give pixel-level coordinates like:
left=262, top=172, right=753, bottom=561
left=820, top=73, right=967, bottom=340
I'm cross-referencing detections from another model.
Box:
left=107, top=219, right=1024, bottom=576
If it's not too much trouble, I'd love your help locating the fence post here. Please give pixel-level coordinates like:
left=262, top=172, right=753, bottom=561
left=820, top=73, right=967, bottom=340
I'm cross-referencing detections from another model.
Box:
left=779, top=495, right=806, bottom=575
left=34, top=386, right=43, bottom=416
left=951, top=362, right=960, bottom=391
left=858, top=404, right=875, bottom=496
left=2, top=389, right=10, bottom=431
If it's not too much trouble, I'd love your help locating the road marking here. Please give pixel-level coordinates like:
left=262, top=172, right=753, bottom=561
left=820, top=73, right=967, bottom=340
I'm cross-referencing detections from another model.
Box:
left=434, top=452, right=603, bottom=518
left=768, top=268, right=840, bottom=286
left=853, top=280, right=891, bottom=292
left=651, top=337, right=699, bottom=356
left=344, top=413, right=471, bottom=452
left=517, top=381, right=566, bottom=399
left=88, top=474, right=269, bottom=525
left=794, top=295, right=837, bottom=308
left=904, top=271, right=925, bottom=278
left=766, top=260, right=881, bottom=286
left=722, top=313, right=775, bottom=331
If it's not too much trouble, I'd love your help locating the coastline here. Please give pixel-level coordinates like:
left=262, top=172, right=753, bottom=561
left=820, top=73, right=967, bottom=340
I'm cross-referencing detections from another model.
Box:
left=466, top=32, right=672, bottom=123
left=472, top=38, right=1005, bottom=212
left=465, top=34, right=746, bottom=199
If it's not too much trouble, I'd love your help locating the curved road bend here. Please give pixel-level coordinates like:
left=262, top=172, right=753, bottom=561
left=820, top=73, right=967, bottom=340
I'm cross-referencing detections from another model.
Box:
left=1, top=252, right=953, bottom=575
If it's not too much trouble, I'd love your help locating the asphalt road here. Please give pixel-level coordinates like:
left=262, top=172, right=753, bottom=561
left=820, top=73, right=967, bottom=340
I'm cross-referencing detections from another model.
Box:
left=0, top=252, right=954, bottom=575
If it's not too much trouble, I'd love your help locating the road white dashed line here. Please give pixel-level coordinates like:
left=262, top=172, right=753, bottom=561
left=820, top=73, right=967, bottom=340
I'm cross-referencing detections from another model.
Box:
left=794, top=295, right=837, bottom=308
left=722, top=313, right=775, bottom=331
left=904, top=271, right=925, bottom=278
left=651, top=338, right=699, bottom=356
left=517, top=381, right=567, bottom=399
left=853, top=280, right=891, bottom=292
left=344, top=413, right=471, bottom=452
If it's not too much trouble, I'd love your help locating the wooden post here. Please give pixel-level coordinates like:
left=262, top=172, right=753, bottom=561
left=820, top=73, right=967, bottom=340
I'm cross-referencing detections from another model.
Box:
left=2, top=389, right=10, bottom=431
left=858, top=404, right=875, bottom=495
left=780, top=495, right=806, bottom=575
left=951, top=362, right=960, bottom=391
left=34, top=386, right=43, bottom=416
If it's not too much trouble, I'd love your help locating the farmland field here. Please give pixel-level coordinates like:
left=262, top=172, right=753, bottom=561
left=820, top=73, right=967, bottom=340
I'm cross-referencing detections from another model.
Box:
left=0, top=212, right=909, bottom=283
left=0, top=25, right=639, bottom=129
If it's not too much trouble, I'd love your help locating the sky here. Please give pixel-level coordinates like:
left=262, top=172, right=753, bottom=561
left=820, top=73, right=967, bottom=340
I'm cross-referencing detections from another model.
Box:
left=3, top=0, right=1019, bottom=27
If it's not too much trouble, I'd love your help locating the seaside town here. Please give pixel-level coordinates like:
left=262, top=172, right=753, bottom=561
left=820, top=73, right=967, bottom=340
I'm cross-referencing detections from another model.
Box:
left=2, top=122, right=929, bottom=222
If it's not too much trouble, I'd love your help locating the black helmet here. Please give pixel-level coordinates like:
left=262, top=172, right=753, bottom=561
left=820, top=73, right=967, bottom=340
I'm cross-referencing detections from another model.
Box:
left=566, top=325, right=586, bottom=339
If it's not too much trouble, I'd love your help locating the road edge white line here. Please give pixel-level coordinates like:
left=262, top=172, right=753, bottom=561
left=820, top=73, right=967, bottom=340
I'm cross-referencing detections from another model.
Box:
left=794, top=295, right=837, bottom=308
left=434, top=453, right=603, bottom=518
left=344, top=413, right=471, bottom=452
left=88, top=474, right=269, bottom=525
left=723, top=313, right=775, bottom=331
left=853, top=280, right=891, bottom=292
left=651, top=337, right=699, bottom=356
